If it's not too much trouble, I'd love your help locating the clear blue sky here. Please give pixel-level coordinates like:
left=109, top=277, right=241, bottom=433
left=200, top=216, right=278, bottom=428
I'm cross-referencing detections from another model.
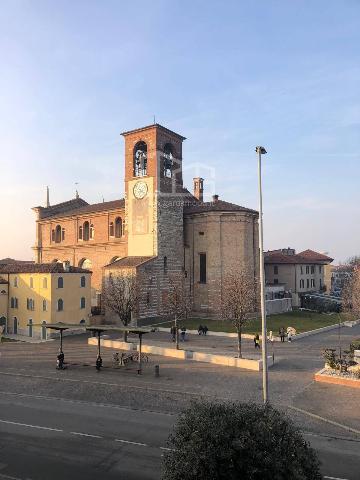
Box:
left=1, top=0, right=359, bottom=262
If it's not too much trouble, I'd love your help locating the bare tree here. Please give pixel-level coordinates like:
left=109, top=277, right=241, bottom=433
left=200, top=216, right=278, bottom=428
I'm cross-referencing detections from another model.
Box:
left=102, top=272, right=139, bottom=342
left=343, top=268, right=360, bottom=318
left=166, top=272, right=192, bottom=349
left=221, top=270, right=257, bottom=358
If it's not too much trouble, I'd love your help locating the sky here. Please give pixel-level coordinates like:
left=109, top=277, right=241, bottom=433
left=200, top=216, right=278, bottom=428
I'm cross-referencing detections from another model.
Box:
left=0, top=0, right=359, bottom=263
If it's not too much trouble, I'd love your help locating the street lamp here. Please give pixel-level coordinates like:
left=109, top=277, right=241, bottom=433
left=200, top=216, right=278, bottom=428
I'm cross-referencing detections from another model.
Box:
left=256, top=146, right=269, bottom=404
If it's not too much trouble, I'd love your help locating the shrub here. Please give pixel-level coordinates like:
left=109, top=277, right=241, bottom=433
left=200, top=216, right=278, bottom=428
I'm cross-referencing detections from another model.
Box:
left=162, top=401, right=321, bottom=480
left=350, top=338, right=360, bottom=354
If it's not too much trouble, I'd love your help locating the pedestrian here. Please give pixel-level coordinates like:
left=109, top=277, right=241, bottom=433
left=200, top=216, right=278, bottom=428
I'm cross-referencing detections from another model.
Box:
left=198, top=325, right=203, bottom=335
left=254, top=333, right=260, bottom=349
left=203, top=325, right=208, bottom=335
left=279, top=326, right=285, bottom=343
left=170, top=325, right=176, bottom=342
left=287, top=329, right=292, bottom=343
left=180, top=326, right=186, bottom=342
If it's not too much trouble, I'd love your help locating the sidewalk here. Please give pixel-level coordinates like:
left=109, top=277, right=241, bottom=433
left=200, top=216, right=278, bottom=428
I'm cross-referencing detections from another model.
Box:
left=3, top=333, right=53, bottom=344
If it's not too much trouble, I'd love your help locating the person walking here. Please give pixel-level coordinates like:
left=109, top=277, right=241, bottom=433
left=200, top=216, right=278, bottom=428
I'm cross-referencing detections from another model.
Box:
left=279, top=326, right=286, bottom=343
left=198, top=325, right=203, bottom=335
left=287, top=328, right=292, bottom=343
left=254, top=333, right=260, bottom=349
left=203, top=325, right=208, bottom=335
left=180, top=326, right=186, bottom=342
left=170, top=325, right=176, bottom=342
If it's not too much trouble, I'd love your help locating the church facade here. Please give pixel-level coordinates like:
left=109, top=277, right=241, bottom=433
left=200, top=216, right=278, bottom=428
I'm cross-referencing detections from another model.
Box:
left=32, top=124, right=259, bottom=319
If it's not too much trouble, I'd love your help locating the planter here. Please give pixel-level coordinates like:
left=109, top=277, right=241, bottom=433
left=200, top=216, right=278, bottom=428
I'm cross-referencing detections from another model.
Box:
left=314, top=368, right=360, bottom=389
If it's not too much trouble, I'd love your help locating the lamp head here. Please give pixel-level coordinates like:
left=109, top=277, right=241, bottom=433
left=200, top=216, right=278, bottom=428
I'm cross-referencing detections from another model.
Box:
left=256, top=146, right=267, bottom=155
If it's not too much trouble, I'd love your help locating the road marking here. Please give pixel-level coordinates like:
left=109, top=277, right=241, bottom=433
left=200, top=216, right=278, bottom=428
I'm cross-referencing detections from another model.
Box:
left=324, top=476, right=350, bottom=480
left=115, top=439, right=148, bottom=447
left=70, top=431, right=102, bottom=439
left=287, top=406, right=360, bottom=436
left=0, top=419, right=63, bottom=432
left=160, top=447, right=174, bottom=451
left=0, top=474, right=27, bottom=480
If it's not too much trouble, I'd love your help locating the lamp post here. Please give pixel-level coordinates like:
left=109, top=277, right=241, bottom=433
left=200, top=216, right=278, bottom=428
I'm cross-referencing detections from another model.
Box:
left=256, top=146, right=269, bottom=404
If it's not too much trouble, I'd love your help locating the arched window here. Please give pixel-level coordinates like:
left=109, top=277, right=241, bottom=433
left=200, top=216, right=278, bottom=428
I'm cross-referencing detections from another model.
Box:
left=163, top=143, right=174, bottom=178
left=78, top=225, right=83, bottom=240
left=55, top=225, right=62, bottom=243
left=133, top=141, right=147, bottom=177
left=79, top=258, right=92, bottom=270
left=80, top=276, right=86, bottom=287
left=0, top=290, right=6, bottom=295
left=57, top=277, right=64, bottom=289
left=83, top=221, right=90, bottom=241
left=109, top=222, right=114, bottom=237
left=80, top=297, right=86, bottom=309
left=115, top=217, right=122, bottom=238
left=62, top=228, right=65, bottom=241
left=14, top=298, right=18, bottom=308
left=164, top=256, right=168, bottom=273
left=42, top=299, right=47, bottom=311
left=43, top=277, right=48, bottom=289
left=90, top=224, right=94, bottom=239
left=57, top=299, right=64, bottom=311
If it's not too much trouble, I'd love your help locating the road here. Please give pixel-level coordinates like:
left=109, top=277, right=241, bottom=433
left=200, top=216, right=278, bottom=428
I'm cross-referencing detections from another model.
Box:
left=0, top=391, right=359, bottom=480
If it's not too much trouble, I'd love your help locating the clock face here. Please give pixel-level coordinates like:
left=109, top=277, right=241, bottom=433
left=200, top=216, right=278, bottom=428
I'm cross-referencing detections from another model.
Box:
left=133, top=181, right=148, bottom=199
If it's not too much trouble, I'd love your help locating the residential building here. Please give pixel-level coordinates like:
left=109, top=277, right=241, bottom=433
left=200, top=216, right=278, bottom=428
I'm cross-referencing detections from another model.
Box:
left=0, top=261, right=91, bottom=339
left=32, top=123, right=259, bottom=320
left=264, top=248, right=333, bottom=307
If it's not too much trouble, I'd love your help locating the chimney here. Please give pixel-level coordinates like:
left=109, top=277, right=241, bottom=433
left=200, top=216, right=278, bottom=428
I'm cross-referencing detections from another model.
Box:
left=193, top=177, right=204, bottom=202
left=212, top=194, right=219, bottom=203
left=46, top=186, right=50, bottom=208
left=62, top=261, right=70, bottom=272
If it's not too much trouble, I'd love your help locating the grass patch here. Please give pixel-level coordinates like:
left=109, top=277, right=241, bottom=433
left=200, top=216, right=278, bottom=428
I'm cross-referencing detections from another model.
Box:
left=159, top=311, right=349, bottom=335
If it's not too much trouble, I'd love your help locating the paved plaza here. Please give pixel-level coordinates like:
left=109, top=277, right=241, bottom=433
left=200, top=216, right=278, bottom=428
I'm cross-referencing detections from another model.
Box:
left=0, top=324, right=359, bottom=479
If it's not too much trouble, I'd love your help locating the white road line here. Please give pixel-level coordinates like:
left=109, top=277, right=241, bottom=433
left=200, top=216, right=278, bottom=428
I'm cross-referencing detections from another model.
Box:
left=324, top=476, right=350, bottom=480
left=159, top=447, right=174, bottom=451
left=115, top=439, right=148, bottom=447
left=0, top=419, right=63, bottom=432
left=0, top=474, right=25, bottom=480
left=70, top=431, right=103, bottom=439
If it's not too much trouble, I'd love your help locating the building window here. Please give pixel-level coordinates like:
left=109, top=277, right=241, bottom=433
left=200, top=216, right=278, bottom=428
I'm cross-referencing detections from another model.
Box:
left=27, top=298, right=34, bottom=311
left=43, top=299, right=47, bottom=311
left=79, top=225, right=83, bottom=240
left=13, top=277, right=18, bottom=287
left=115, top=217, right=122, bottom=238
left=306, top=266, right=310, bottom=274
left=300, top=266, right=303, bottom=275
left=10, top=297, right=15, bottom=308
left=80, top=297, right=86, bottom=309
left=51, top=229, right=55, bottom=242
left=62, top=228, right=65, bottom=241
left=55, top=225, right=62, bottom=243
left=133, top=141, right=147, bottom=177
left=43, top=277, right=48, bottom=289
left=90, top=224, right=95, bottom=239
left=57, top=299, right=64, bottom=311
left=311, top=279, right=315, bottom=288
left=163, top=143, right=174, bottom=178
left=319, top=266, right=322, bottom=273
left=199, top=253, right=207, bottom=284
left=146, top=292, right=151, bottom=306
left=307, top=279, right=310, bottom=288
left=83, top=221, right=90, bottom=241
left=15, top=297, right=18, bottom=308
left=311, top=265, right=315, bottom=274
left=29, top=277, right=34, bottom=288
left=57, top=277, right=64, bottom=289
left=274, top=279, right=279, bottom=285
left=109, top=222, right=114, bottom=237
left=80, top=276, right=86, bottom=288
left=274, top=266, right=278, bottom=275
left=163, top=256, right=168, bottom=274
left=300, top=279, right=304, bottom=288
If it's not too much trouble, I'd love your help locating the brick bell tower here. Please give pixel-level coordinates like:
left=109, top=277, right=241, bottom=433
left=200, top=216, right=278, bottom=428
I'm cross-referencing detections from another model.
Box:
left=121, top=124, right=186, bottom=262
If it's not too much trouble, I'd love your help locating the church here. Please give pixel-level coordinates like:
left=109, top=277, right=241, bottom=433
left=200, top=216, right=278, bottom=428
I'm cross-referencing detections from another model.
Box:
left=32, top=123, right=259, bottom=320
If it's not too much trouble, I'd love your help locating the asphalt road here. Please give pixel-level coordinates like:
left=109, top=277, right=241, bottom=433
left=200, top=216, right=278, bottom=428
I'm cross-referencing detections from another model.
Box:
left=0, top=391, right=359, bottom=480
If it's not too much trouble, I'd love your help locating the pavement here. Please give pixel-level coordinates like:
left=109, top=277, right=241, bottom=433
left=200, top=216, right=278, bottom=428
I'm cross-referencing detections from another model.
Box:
left=0, top=323, right=359, bottom=479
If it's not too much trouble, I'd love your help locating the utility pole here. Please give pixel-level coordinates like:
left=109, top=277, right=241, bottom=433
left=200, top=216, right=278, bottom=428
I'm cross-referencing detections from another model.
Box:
left=256, top=146, right=269, bottom=404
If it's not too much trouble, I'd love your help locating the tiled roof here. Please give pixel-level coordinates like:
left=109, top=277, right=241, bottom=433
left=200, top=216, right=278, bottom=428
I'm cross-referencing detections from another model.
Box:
left=184, top=199, right=258, bottom=215
left=104, top=256, right=155, bottom=269
left=0, top=276, right=8, bottom=284
left=33, top=198, right=89, bottom=219
left=0, top=263, right=91, bottom=274
left=0, top=258, right=34, bottom=264
left=39, top=199, right=125, bottom=220
left=265, top=249, right=333, bottom=265
left=121, top=123, right=186, bottom=140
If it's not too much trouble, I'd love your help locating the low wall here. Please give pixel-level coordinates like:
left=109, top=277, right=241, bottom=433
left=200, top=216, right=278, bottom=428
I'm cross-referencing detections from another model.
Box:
left=88, top=338, right=273, bottom=371
left=314, top=368, right=360, bottom=389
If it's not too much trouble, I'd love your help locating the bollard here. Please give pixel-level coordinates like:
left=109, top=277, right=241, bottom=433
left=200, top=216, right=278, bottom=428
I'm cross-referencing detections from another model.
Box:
left=155, top=365, right=160, bottom=377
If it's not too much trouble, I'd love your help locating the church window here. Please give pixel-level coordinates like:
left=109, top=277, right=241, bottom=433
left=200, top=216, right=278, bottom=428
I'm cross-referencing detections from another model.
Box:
left=163, top=256, right=168, bottom=274
left=55, top=225, right=62, bottom=243
left=199, top=253, right=207, bottom=284
left=83, top=221, right=90, bottom=241
left=115, top=217, right=122, bottom=238
left=80, top=276, right=86, bottom=287
left=133, top=141, right=147, bottom=177
left=57, top=299, right=64, bottom=311
left=79, top=225, right=83, bottom=240
left=109, top=222, right=114, bottom=237
left=163, top=143, right=174, bottom=178
left=57, top=277, right=64, bottom=289
left=90, top=224, right=95, bottom=239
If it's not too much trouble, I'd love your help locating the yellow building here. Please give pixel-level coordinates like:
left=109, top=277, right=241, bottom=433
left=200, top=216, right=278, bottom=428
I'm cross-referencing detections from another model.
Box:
left=0, top=261, right=91, bottom=339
